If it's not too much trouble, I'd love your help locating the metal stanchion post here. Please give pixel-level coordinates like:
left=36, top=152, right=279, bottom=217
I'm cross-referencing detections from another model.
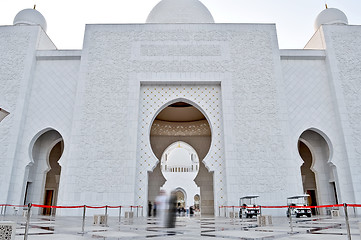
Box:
left=353, top=206, right=356, bottom=217
left=119, top=206, right=122, bottom=222
left=232, top=206, right=235, bottom=219
left=24, top=203, right=31, bottom=240
left=218, top=206, right=220, bottom=217
left=224, top=207, right=226, bottom=217
left=241, top=207, right=243, bottom=221
left=343, top=203, right=351, bottom=240
left=260, top=206, right=262, bottom=217
left=105, top=205, right=108, bottom=227
left=288, top=207, right=293, bottom=234
left=1, top=205, right=3, bottom=215
left=78, top=205, right=86, bottom=235
left=4, top=205, right=7, bottom=216
left=137, top=206, right=139, bottom=217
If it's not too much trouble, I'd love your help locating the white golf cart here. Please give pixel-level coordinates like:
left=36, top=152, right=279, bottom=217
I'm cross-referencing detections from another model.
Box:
left=239, top=195, right=260, bottom=218
left=287, top=194, right=312, bottom=218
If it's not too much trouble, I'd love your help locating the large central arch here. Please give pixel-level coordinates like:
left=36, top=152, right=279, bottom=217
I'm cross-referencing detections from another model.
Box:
left=149, top=102, right=213, bottom=215
left=135, top=84, right=226, bottom=216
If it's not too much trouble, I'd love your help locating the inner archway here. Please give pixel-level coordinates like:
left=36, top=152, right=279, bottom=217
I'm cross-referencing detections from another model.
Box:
left=25, top=129, right=64, bottom=215
left=298, top=129, right=338, bottom=214
left=175, top=188, right=186, bottom=209
left=148, top=101, right=214, bottom=215
left=160, top=141, right=200, bottom=209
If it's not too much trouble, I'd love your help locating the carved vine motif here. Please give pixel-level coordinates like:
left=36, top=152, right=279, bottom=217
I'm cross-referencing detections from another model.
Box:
left=332, top=29, right=361, bottom=172
left=151, top=120, right=211, bottom=136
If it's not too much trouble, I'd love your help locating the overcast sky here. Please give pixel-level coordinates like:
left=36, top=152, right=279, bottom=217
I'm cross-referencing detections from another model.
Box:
left=0, top=0, right=360, bottom=49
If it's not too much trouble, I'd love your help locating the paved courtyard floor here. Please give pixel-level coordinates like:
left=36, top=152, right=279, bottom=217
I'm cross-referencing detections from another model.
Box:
left=1, top=214, right=361, bottom=239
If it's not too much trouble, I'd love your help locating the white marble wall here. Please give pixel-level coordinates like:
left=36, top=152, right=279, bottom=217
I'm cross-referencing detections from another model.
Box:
left=223, top=24, right=295, bottom=213
left=0, top=26, right=40, bottom=204
left=281, top=51, right=352, bottom=205
left=322, top=25, right=361, bottom=203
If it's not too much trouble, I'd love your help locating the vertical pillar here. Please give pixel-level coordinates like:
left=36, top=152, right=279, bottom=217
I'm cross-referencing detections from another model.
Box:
left=118, top=206, right=122, bottom=222
left=343, top=203, right=351, bottom=240
left=24, top=203, right=32, bottom=240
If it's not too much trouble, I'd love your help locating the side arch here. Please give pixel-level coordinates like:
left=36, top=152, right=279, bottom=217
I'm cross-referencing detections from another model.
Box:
left=297, top=128, right=338, bottom=213
left=24, top=128, right=64, bottom=214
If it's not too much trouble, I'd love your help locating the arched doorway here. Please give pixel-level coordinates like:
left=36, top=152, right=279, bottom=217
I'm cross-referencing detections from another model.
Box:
left=159, top=141, right=200, bottom=209
left=24, top=129, right=64, bottom=215
left=148, top=101, right=214, bottom=215
left=194, top=194, right=200, bottom=211
left=298, top=129, right=338, bottom=214
left=175, top=188, right=186, bottom=209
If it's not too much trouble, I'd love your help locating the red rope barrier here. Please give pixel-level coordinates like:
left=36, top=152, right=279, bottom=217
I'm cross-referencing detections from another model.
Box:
left=221, top=204, right=349, bottom=209
left=289, top=204, right=343, bottom=209
left=3, top=203, right=354, bottom=210
left=86, top=206, right=107, bottom=209
left=32, top=204, right=84, bottom=209
left=262, top=206, right=289, bottom=209
left=347, top=204, right=361, bottom=208
left=26, top=204, right=142, bottom=209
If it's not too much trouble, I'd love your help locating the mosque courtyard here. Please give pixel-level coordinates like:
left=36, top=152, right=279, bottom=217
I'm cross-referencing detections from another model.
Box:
left=2, top=213, right=361, bottom=239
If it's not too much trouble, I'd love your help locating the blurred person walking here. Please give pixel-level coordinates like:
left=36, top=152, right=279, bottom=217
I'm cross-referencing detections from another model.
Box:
left=155, top=189, right=168, bottom=227
left=167, top=191, right=177, bottom=228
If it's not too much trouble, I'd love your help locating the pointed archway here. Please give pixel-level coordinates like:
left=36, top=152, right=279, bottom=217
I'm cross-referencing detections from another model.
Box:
left=148, top=101, right=214, bottom=216
left=25, top=129, right=64, bottom=215
left=298, top=129, right=338, bottom=214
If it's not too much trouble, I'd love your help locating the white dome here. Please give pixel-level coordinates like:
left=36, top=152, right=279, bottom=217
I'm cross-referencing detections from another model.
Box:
left=13, top=8, right=47, bottom=32
left=168, top=148, right=192, bottom=167
left=146, top=0, right=214, bottom=23
left=314, top=8, right=348, bottom=31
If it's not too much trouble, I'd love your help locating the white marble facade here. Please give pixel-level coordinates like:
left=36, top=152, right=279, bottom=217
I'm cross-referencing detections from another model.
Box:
left=1, top=0, right=361, bottom=216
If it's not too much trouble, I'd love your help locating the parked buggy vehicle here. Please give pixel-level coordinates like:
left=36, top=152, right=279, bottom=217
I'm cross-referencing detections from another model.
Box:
left=239, top=195, right=260, bottom=218
left=287, top=194, right=312, bottom=218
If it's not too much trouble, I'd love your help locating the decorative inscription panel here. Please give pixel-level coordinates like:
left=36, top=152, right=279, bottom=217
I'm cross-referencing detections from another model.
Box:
left=132, top=41, right=229, bottom=61
left=141, top=44, right=221, bottom=56
left=151, top=120, right=211, bottom=136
